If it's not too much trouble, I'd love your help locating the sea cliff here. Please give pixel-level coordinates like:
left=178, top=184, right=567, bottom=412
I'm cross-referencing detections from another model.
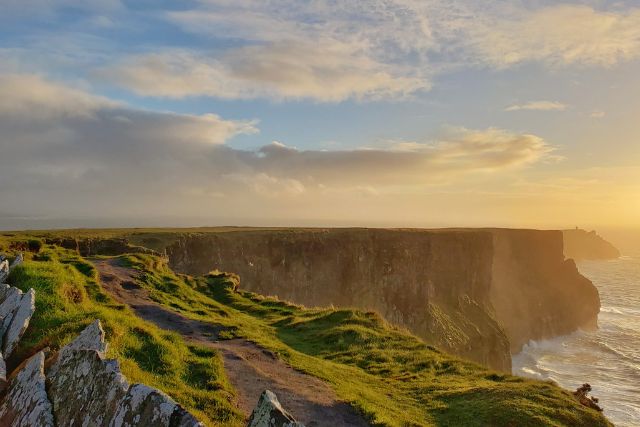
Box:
left=162, top=228, right=601, bottom=371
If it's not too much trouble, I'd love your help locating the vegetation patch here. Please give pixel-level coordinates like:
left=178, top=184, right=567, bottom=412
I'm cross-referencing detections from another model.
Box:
left=1, top=234, right=613, bottom=427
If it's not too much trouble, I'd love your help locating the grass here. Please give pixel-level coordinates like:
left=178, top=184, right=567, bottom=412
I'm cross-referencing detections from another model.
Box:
left=0, top=235, right=612, bottom=426
left=2, top=239, right=242, bottom=427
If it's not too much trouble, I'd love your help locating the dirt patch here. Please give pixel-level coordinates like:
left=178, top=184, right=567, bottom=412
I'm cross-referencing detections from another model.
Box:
left=92, top=258, right=369, bottom=427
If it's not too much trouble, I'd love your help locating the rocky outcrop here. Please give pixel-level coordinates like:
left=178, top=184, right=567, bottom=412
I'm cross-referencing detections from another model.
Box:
left=0, top=312, right=205, bottom=426
left=0, top=259, right=9, bottom=283
left=165, top=228, right=600, bottom=371
left=3, top=288, right=35, bottom=358
left=0, top=352, right=55, bottom=426
left=247, top=390, right=305, bottom=427
left=563, top=229, right=621, bottom=260
left=0, top=255, right=35, bottom=360
left=45, top=320, right=204, bottom=427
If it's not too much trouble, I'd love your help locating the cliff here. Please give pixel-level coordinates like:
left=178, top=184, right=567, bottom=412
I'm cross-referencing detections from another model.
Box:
left=163, top=228, right=601, bottom=371
left=563, top=229, right=621, bottom=260
left=490, top=230, right=600, bottom=353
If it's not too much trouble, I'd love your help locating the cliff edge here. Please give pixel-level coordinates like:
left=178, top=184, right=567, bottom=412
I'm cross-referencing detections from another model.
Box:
left=162, top=228, right=601, bottom=371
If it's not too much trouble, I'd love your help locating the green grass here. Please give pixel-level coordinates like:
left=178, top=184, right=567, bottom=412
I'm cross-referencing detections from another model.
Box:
left=2, top=240, right=242, bottom=427
left=1, top=235, right=612, bottom=427
left=120, top=253, right=610, bottom=427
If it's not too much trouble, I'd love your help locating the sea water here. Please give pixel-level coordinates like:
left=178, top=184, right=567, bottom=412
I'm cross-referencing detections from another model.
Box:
left=513, top=255, right=640, bottom=426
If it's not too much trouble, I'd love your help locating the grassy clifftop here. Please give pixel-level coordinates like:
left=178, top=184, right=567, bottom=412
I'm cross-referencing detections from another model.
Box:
left=1, top=234, right=611, bottom=426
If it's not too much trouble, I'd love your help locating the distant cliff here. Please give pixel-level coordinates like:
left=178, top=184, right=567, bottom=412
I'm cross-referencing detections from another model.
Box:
left=162, top=228, right=601, bottom=372
left=563, top=229, right=621, bottom=260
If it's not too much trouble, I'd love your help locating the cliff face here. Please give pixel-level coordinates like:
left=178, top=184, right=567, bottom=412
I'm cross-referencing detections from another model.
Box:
left=563, top=229, right=621, bottom=260
left=165, top=228, right=601, bottom=371
left=490, top=230, right=600, bottom=353
left=167, top=229, right=510, bottom=370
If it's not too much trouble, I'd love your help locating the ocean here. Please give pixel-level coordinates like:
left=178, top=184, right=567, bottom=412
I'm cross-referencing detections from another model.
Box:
left=513, top=255, right=640, bottom=426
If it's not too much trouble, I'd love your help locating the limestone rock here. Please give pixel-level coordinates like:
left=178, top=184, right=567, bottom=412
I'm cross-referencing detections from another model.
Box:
left=48, top=319, right=106, bottom=378
left=9, top=253, right=23, bottom=270
left=0, top=286, right=23, bottom=349
left=0, top=352, right=55, bottom=426
left=47, top=320, right=204, bottom=427
left=247, top=390, right=305, bottom=427
left=0, top=260, right=9, bottom=284
left=111, top=384, right=204, bottom=427
left=48, top=348, right=130, bottom=426
left=0, top=350, right=6, bottom=393
left=0, top=283, right=11, bottom=301
left=0, top=286, right=22, bottom=319
left=3, top=288, right=36, bottom=358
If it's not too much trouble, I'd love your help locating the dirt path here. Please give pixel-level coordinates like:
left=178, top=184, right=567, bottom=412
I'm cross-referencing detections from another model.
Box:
left=93, top=259, right=369, bottom=427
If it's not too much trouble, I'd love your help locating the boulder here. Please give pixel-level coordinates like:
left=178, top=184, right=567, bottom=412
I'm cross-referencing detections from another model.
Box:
left=2, top=288, right=36, bottom=358
left=47, top=348, right=130, bottom=426
left=47, top=320, right=204, bottom=427
left=9, top=254, right=23, bottom=270
left=247, top=390, right=305, bottom=427
left=0, top=287, right=23, bottom=349
left=0, top=260, right=9, bottom=285
left=0, top=283, right=10, bottom=301
left=0, top=351, right=55, bottom=426
left=0, top=286, right=22, bottom=319
left=48, top=319, right=106, bottom=378
left=111, top=384, right=204, bottom=427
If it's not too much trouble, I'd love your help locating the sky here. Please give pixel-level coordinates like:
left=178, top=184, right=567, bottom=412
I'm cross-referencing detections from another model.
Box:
left=0, top=0, right=639, bottom=231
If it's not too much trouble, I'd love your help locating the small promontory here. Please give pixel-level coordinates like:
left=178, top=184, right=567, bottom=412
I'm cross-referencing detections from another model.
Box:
left=563, top=229, right=621, bottom=260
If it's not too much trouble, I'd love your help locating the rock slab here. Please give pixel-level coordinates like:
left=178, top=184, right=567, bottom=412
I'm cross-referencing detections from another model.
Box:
left=3, top=288, right=35, bottom=358
left=47, top=320, right=204, bottom=427
left=0, top=351, right=55, bottom=427
left=247, top=390, right=305, bottom=427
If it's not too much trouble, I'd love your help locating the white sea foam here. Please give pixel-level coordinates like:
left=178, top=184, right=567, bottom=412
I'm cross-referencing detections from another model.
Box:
left=513, top=256, right=640, bottom=427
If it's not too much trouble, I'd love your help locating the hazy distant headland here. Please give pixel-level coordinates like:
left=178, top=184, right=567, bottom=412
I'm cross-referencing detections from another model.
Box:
left=563, top=228, right=621, bottom=260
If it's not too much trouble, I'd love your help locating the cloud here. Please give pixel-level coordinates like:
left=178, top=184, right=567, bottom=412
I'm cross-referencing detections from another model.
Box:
left=95, top=2, right=640, bottom=102
left=590, top=110, right=606, bottom=119
left=0, top=74, right=554, bottom=220
left=505, top=101, right=568, bottom=112
left=99, top=44, right=427, bottom=102
left=452, top=4, right=640, bottom=68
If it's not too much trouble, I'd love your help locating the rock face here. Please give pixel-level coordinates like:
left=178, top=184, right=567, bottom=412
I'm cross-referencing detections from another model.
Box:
left=247, top=390, right=305, bottom=427
left=0, top=259, right=9, bottom=283
left=563, top=229, right=621, bottom=260
left=490, top=230, right=601, bottom=353
left=46, top=320, right=204, bottom=427
left=0, top=318, right=205, bottom=426
left=0, top=286, right=36, bottom=359
left=0, top=352, right=55, bottom=427
left=165, top=228, right=601, bottom=371
left=2, top=288, right=35, bottom=358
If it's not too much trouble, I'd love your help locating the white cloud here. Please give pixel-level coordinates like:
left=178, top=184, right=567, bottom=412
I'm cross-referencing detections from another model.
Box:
left=451, top=4, right=640, bottom=68
left=0, top=74, right=554, bottom=219
left=590, top=110, right=606, bottom=119
left=93, top=2, right=640, bottom=102
left=505, top=101, right=568, bottom=112
left=99, top=44, right=427, bottom=102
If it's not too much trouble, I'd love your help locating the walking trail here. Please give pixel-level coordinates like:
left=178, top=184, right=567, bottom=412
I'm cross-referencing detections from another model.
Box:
left=92, top=258, right=369, bottom=427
